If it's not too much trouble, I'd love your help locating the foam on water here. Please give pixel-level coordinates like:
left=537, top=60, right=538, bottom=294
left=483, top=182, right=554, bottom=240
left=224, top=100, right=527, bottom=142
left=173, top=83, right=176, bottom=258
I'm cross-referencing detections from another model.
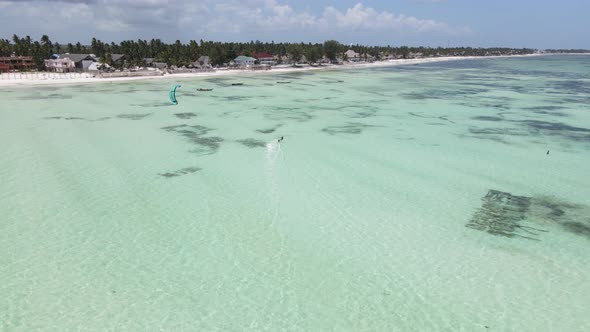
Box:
left=1, top=55, right=589, bottom=331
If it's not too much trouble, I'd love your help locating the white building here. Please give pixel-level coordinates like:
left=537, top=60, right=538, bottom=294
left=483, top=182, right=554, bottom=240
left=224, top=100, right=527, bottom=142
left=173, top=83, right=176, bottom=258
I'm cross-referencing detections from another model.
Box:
left=233, top=56, right=257, bottom=66
left=44, top=58, right=75, bottom=72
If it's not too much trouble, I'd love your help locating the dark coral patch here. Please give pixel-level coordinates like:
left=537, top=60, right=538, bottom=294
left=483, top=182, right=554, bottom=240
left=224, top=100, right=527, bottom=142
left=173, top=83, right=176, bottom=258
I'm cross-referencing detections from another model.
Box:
left=117, top=113, right=151, bottom=120
left=236, top=138, right=267, bottom=148
left=159, top=166, right=202, bottom=178
left=174, top=112, right=197, bottom=119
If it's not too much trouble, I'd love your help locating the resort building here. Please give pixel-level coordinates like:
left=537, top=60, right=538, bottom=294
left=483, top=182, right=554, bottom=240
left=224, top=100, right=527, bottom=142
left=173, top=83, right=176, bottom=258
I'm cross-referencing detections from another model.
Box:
left=143, top=58, right=155, bottom=66
left=345, top=49, right=362, bottom=62
left=0, top=63, right=8, bottom=73
left=344, top=49, right=375, bottom=62
left=110, top=54, right=125, bottom=65
left=253, top=52, right=275, bottom=65
left=54, top=54, right=96, bottom=71
left=197, top=56, right=210, bottom=66
left=51, top=53, right=125, bottom=71
left=233, top=55, right=257, bottom=66
left=0, top=56, right=36, bottom=71
left=44, top=58, right=75, bottom=72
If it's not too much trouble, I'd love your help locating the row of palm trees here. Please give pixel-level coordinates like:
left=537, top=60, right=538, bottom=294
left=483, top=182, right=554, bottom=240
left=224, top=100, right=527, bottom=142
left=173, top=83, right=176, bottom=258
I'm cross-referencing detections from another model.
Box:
left=1, top=34, right=537, bottom=69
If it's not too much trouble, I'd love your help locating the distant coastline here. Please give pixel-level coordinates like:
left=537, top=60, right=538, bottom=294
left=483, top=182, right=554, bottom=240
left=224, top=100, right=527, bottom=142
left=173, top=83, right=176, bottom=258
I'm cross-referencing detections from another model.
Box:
left=0, top=53, right=551, bottom=88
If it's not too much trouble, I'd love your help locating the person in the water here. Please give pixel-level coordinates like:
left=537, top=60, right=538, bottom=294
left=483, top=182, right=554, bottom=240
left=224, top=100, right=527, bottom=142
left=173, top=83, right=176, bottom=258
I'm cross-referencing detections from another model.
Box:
left=278, top=136, right=284, bottom=143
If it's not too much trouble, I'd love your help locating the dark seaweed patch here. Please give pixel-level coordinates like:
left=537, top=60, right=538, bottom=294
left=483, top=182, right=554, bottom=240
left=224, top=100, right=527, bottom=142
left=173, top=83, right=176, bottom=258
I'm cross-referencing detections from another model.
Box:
left=117, top=113, right=151, bottom=120
left=132, top=102, right=171, bottom=108
left=519, top=120, right=590, bottom=133
left=23, top=93, right=72, bottom=100
left=522, top=106, right=567, bottom=112
left=438, top=116, right=455, bottom=124
left=525, top=109, right=570, bottom=117
left=322, top=122, right=375, bottom=135
left=236, top=138, right=267, bottom=148
left=460, top=134, right=511, bottom=145
left=159, top=166, right=201, bottom=178
left=467, top=119, right=590, bottom=144
left=528, top=197, right=590, bottom=239
left=162, top=124, right=207, bottom=133
left=189, top=137, right=223, bottom=153
left=468, top=191, right=590, bottom=241
left=468, top=127, right=528, bottom=136
left=257, top=128, right=276, bottom=134
left=549, top=80, right=590, bottom=94
left=472, top=116, right=504, bottom=122
left=256, top=124, right=282, bottom=134
left=408, top=112, right=429, bottom=118
left=562, top=222, right=590, bottom=238
left=466, top=190, right=546, bottom=240
left=350, top=110, right=377, bottom=118
left=44, top=116, right=111, bottom=122
left=89, top=117, right=111, bottom=122
left=174, top=112, right=196, bottom=119
left=409, top=112, right=455, bottom=124
left=518, top=120, right=590, bottom=142
left=224, top=96, right=251, bottom=101
left=43, top=116, right=84, bottom=120
left=265, top=109, right=312, bottom=122
left=162, top=124, right=222, bottom=155
left=401, top=87, right=488, bottom=100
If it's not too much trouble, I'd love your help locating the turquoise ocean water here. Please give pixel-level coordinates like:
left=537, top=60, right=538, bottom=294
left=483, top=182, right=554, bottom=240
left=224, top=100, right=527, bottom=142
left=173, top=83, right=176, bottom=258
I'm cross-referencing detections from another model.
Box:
left=1, top=55, right=589, bottom=331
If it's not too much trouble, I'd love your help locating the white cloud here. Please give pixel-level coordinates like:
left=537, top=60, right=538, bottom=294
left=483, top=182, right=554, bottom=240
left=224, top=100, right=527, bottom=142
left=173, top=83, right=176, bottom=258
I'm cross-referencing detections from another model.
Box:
left=320, top=3, right=457, bottom=33
left=0, top=0, right=471, bottom=43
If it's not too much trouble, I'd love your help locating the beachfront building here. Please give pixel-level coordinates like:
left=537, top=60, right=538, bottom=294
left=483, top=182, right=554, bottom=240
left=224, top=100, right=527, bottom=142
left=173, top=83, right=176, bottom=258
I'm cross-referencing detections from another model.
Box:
left=143, top=58, right=166, bottom=69
left=344, top=49, right=362, bottom=62
left=110, top=54, right=125, bottom=65
left=0, top=63, right=9, bottom=73
left=44, top=58, right=75, bottom=72
left=253, top=52, right=275, bottom=65
left=197, top=56, right=210, bottom=66
left=233, top=55, right=257, bottom=67
left=0, top=56, right=36, bottom=71
left=54, top=54, right=96, bottom=71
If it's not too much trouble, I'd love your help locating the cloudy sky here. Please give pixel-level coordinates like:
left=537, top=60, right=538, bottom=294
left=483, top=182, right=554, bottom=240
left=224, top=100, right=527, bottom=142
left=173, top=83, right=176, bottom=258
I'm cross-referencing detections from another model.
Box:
left=0, top=0, right=588, bottom=48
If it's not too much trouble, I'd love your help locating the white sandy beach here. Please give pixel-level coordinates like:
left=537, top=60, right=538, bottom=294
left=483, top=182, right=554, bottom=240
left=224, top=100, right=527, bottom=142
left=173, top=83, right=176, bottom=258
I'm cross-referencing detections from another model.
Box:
left=0, top=54, right=542, bottom=88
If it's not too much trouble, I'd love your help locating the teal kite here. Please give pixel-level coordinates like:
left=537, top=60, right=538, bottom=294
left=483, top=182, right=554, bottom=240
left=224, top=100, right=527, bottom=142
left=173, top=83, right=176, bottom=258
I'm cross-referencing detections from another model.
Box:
left=169, top=84, right=182, bottom=105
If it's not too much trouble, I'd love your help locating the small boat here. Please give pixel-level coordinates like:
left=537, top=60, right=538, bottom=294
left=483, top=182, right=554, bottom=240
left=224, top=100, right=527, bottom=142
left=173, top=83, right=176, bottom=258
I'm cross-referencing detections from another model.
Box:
left=276, top=81, right=291, bottom=84
left=231, top=83, right=244, bottom=86
left=197, top=88, right=213, bottom=91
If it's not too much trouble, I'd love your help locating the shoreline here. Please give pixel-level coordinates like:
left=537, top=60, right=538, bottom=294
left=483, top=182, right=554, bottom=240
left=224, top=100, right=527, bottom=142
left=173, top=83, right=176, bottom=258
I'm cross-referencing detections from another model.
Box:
left=0, top=54, right=546, bottom=88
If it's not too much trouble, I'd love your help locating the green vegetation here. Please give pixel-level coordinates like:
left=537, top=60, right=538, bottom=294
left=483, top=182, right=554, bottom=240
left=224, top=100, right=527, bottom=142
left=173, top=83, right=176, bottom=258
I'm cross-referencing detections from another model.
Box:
left=544, top=49, right=590, bottom=53
left=0, top=34, right=541, bottom=70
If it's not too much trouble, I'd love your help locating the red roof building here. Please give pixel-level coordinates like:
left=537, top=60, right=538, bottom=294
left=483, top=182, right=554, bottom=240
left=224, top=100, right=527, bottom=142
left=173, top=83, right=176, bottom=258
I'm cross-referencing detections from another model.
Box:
left=0, top=56, right=35, bottom=71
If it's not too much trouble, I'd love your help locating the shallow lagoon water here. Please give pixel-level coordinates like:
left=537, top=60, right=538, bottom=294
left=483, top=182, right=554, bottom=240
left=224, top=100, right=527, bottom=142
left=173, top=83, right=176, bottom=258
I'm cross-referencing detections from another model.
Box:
left=1, top=55, right=589, bottom=331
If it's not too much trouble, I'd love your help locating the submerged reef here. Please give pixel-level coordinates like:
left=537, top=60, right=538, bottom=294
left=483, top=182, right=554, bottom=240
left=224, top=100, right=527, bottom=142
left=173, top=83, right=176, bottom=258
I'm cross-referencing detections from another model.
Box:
left=159, top=166, right=201, bottom=178
left=467, top=190, right=590, bottom=241
left=117, top=113, right=151, bottom=120
left=467, top=190, right=545, bottom=240
left=236, top=138, right=267, bottom=148
left=161, top=124, right=223, bottom=155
